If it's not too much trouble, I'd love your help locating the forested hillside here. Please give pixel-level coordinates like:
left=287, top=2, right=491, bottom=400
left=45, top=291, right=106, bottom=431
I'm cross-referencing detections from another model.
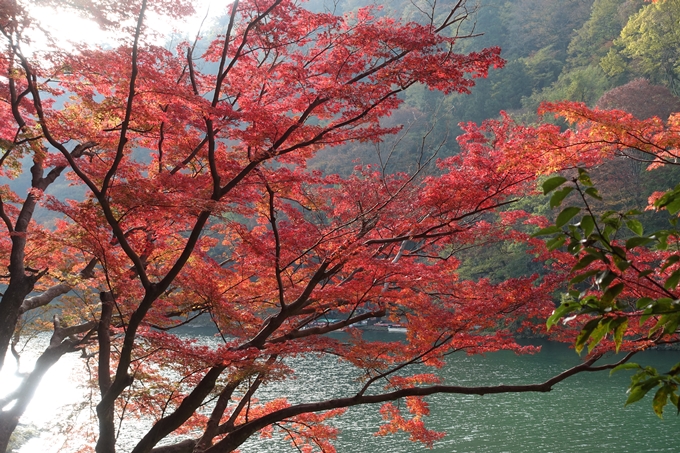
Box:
left=306, top=0, right=680, bottom=281
left=313, top=0, right=680, bottom=174
left=12, top=0, right=680, bottom=290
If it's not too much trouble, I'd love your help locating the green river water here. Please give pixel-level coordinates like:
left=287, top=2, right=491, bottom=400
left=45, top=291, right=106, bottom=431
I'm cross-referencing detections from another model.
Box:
left=236, top=335, right=680, bottom=453
left=6, top=332, right=680, bottom=452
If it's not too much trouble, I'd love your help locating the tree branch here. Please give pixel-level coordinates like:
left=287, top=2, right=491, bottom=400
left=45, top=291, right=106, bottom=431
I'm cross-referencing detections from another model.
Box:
left=131, top=366, right=227, bottom=453
left=264, top=181, right=286, bottom=309
left=20, top=258, right=97, bottom=314
left=205, top=352, right=635, bottom=453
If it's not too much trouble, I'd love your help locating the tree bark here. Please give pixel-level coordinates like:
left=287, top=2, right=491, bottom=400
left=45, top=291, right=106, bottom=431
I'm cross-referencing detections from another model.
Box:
left=0, top=184, right=40, bottom=371
left=0, top=273, right=33, bottom=371
left=96, top=292, right=116, bottom=453
left=130, top=366, right=226, bottom=453
left=149, top=439, right=196, bottom=453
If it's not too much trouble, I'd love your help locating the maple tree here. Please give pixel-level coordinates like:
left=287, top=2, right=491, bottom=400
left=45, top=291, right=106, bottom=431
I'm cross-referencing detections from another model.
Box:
left=597, top=78, right=680, bottom=121
left=0, top=0, right=666, bottom=452
left=587, top=79, right=680, bottom=211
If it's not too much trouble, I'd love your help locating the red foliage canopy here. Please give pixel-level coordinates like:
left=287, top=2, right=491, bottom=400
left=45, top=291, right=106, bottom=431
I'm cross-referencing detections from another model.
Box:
left=0, top=1, right=665, bottom=452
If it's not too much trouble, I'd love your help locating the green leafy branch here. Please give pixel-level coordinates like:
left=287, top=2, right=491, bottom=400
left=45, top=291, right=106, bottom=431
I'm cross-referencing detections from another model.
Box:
left=611, top=362, right=680, bottom=418
left=534, top=169, right=680, bottom=417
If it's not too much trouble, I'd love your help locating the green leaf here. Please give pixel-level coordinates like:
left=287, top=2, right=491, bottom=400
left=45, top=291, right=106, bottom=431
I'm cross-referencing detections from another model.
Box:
left=666, top=197, right=680, bottom=216
left=577, top=168, right=593, bottom=187
left=542, top=176, right=568, bottom=194
left=636, top=297, right=654, bottom=310
left=602, top=223, right=617, bottom=242
left=580, top=215, right=595, bottom=237
left=546, top=235, right=567, bottom=251
left=661, top=255, right=680, bottom=271
left=575, top=318, right=601, bottom=355
left=611, top=317, right=628, bottom=353
left=669, top=363, right=680, bottom=376
left=550, top=186, right=574, bottom=208
left=532, top=225, right=562, bottom=237
left=546, top=301, right=580, bottom=330
left=649, top=315, right=668, bottom=337
left=567, top=239, right=582, bottom=255
left=600, top=210, right=618, bottom=221
left=626, top=236, right=653, bottom=250
left=653, top=187, right=680, bottom=210
left=638, top=269, right=654, bottom=279
left=601, top=283, right=625, bottom=306
left=587, top=318, right=612, bottom=353
left=626, top=219, right=644, bottom=236
left=570, top=269, right=600, bottom=285
left=614, top=256, right=630, bottom=272
left=584, top=247, right=607, bottom=259
left=610, top=362, right=641, bottom=376
left=653, top=385, right=673, bottom=418
left=670, top=392, right=680, bottom=415
left=596, top=270, right=616, bottom=290
left=584, top=187, right=602, bottom=200
left=556, top=207, right=581, bottom=227
left=664, top=269, right=680, bottom=290
left=581, top=294, right=600, bottom=310
left=610, top=245, right=626, bottom=260
left=567, top=224, right=579, bottom=236
left=642, top=298, right=674, bottom=325
left=652, top=298, right=674, bottom=314
left=662, top=312, right=680, bottom=336
left=625, top=377, right=661, bottom=406
left=572, top=254, right=598, bottom=271
left=656, top=233, right=669, bottom=251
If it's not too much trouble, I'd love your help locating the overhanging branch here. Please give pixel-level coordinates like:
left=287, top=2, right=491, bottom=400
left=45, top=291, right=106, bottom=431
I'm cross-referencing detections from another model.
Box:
left=203, top=351, right=636, bottom=452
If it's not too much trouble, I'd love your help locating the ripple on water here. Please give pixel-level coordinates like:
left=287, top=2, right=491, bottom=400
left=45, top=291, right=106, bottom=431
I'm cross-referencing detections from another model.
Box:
left=5, top=336, right=680, bottom=453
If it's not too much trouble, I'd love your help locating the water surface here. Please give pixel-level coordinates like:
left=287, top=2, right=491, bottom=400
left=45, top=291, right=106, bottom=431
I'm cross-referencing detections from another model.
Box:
left=5, top=334, right=679, bottom=452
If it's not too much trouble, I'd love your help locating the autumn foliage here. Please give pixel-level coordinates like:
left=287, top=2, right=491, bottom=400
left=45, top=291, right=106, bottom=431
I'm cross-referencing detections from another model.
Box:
left=0, top=0, right=678, bottom=452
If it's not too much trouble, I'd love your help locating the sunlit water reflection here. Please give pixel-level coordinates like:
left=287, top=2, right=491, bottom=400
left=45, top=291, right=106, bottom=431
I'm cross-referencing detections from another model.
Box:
left=3, top=333, right=680, bottom=453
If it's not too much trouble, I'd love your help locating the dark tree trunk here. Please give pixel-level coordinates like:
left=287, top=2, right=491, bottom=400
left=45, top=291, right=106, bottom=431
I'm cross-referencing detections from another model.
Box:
left=0, top=273, right=33, bottom=371
left=96, top=292, right=116, bottom=453
left=0, top=157, right=56, bottom=370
